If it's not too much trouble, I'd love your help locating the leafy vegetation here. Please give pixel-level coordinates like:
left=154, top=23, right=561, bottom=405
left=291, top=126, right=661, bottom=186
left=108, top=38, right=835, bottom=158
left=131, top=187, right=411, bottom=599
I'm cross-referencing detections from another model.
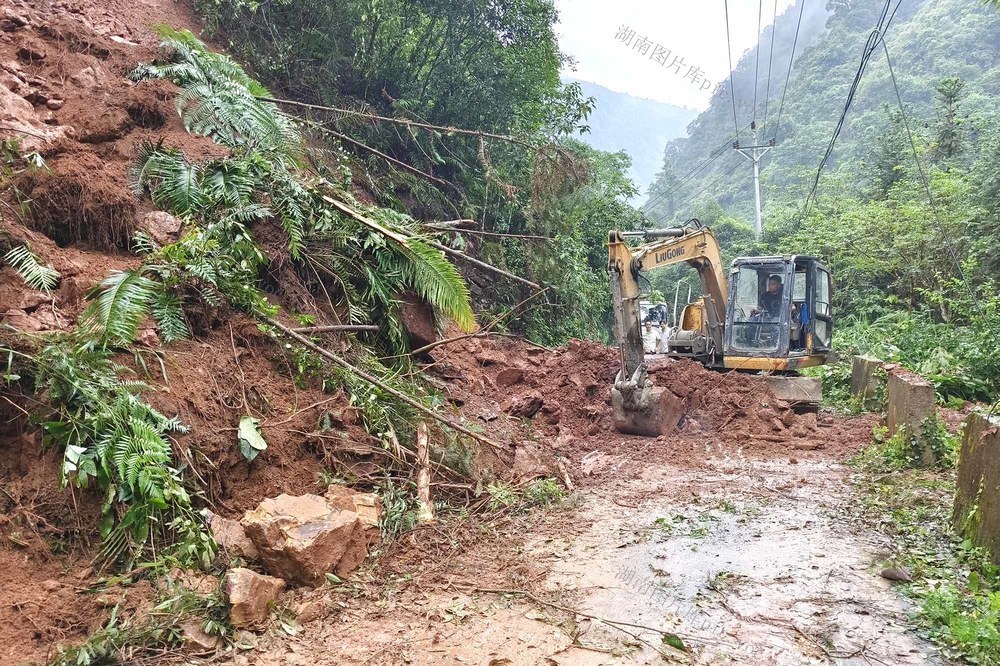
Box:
left=851, top=419, right=958, bottom=473
left=486, top=478, right=565, bottom=512
left=852, top=430, right=1000, bottom=664
left=191, top=1, right=650, bottom=346
left=131, top=28, right=477, bottom=352
left=4, top=245, right=59, bottom=292
left=24, top=338, right=214, bottom=568
left=52, top=578, right=230, bottom=665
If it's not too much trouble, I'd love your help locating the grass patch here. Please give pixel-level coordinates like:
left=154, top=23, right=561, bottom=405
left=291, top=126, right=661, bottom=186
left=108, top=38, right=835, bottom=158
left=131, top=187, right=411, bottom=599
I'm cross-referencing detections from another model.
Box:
left=851, top=426, right=1000, bottom=664
left=486, top=477, right=565, bottom=513
left=851, top=416, right=958, bottom=473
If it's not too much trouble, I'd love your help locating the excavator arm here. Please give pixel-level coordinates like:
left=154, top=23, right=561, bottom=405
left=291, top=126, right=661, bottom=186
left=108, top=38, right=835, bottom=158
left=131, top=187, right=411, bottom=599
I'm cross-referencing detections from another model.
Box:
left=608, top=225, right=727, bottom=377
left=607, top=222, right=728, bottom=435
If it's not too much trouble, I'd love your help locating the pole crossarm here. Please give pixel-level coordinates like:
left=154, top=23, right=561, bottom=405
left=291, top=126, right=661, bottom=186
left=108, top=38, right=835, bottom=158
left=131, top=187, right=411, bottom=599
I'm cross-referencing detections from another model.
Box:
left=733, top=124, right=773, bottom=240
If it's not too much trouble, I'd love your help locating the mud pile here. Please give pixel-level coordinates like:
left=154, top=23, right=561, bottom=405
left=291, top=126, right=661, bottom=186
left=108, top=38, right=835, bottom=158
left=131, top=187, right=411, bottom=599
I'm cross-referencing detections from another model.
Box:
left=428, top=336, right=876, bottom=477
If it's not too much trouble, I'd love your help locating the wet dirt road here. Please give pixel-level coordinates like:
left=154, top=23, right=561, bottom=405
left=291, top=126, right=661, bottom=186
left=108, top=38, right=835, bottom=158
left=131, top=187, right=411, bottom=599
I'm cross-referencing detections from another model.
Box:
left=529, top=455, right=943, bottom=665
left=243, top=452, right=946, bottom=665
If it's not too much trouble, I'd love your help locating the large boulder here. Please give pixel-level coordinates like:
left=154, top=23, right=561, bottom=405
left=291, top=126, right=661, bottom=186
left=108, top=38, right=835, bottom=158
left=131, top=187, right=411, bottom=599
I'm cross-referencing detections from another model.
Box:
left=495, top=367, right=526, bottom=387
left=399, top=292, right=438, bottom=350
left=241, top=490, right=377, bottom=586
left=223, top=567, right=286, bottom=629
left=0, top=77, right=69, bottom=150
left=139, top=211, right=183, bottom=246
left=325, top=485, right=381, bottom=528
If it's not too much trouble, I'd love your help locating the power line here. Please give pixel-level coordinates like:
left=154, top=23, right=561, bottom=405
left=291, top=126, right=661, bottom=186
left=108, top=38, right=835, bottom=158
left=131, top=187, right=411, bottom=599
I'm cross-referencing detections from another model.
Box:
left=761, top=0, right=778, bottom=134
left=798, top=0, right=896, bottom=220
left=674, top=161, right=744, bottom=213
left=772, top=0, right=807, bottom=143
left=641, top=149, right=725, bottom=213
left=723, top=0, right=741, bottom=142
left=643, top=134, right=733, bottom=209
left=753, top=0, right=763, bottom=124
left=642, top=125, right=749, bottom=215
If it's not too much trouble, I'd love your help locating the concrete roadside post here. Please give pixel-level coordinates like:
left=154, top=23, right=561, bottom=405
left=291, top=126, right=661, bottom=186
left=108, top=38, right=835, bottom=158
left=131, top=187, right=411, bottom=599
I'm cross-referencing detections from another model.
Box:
left=886, top=368, right=938, bottom=466
left=953, top=413, right=1000, bottom=562
left=850, top=355, right=885, bottom=409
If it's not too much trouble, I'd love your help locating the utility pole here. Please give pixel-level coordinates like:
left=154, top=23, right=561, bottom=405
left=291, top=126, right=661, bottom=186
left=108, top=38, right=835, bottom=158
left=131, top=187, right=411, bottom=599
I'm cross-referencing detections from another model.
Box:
left=734, top=121, right=774, bottom=240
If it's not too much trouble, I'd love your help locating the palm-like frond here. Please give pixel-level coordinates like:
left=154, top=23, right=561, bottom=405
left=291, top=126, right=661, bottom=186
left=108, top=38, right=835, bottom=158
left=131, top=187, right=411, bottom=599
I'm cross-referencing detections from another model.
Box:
left=4, top=245, right=60, bottom=292
left=132, top=28, right=300, bottom=158
left=131, top=144, right=207, bottom=216
left=395, top=238, right=476, bottom=332
left=81, top=270, right=158, bottom=347
left=152, top=25, right=272, bottom=96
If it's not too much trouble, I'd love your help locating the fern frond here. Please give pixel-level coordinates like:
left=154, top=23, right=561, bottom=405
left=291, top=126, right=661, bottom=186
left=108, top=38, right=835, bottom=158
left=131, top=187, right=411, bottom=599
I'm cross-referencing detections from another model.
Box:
left=131, top=231, right=158, bottom=255
left=4, top=245, right=60, bottom=292
left=149, top=286, right=189, bottom=343
left=270, top=174, right=307, bottom=257
left=396, top=239, right=475, bottom=332
left=81, top=270, right=158, bottom=347
left=131, top=144, right=207, bottom=216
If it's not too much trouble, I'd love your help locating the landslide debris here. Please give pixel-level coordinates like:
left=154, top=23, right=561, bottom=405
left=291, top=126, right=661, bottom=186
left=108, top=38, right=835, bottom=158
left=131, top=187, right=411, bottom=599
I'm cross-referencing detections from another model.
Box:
left=427, top=336, right=876, bottom=479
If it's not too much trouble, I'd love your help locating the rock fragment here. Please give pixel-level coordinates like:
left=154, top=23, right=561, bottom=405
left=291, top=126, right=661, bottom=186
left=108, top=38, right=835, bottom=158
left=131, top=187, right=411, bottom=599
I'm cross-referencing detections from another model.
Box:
left=507, top=390, right=544, bottom=418
left=241, top=491, right=373, bottom=586
left=223, top=567, right=286, bottom=628
left=209, top=512, right=259, bottom=560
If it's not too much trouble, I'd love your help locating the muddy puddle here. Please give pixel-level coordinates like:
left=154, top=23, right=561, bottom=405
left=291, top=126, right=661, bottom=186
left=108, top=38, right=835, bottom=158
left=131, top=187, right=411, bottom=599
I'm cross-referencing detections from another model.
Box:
left=531, top=455, right=945, bottom=665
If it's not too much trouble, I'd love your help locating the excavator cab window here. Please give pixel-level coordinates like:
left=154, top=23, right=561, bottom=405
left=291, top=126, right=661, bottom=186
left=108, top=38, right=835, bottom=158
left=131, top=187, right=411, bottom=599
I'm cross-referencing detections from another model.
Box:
left=727, top=264, right=789, bottom=354
left=724, top=257, right=833, bottom=359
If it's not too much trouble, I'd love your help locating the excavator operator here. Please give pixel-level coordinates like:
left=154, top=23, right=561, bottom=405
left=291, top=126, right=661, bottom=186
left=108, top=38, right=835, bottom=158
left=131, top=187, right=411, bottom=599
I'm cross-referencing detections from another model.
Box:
left=752, top=275, right=799, bottom=319
left=752, top=275, right=785, bottom=318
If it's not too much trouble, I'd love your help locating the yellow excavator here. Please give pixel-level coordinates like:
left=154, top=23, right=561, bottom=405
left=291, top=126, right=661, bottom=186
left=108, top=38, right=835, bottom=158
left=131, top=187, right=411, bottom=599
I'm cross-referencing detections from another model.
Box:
left=608, top=219, right=833, bottom=435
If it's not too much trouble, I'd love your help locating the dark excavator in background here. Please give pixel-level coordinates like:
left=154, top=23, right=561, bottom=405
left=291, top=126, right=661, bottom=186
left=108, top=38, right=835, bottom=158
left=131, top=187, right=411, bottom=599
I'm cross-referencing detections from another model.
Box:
left=607, top=219, right=833, bottom=436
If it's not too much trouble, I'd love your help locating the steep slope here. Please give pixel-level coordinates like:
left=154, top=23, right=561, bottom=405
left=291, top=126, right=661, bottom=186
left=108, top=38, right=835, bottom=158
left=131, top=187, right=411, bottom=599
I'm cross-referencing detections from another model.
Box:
left=567, top=77, right=696, bottom=201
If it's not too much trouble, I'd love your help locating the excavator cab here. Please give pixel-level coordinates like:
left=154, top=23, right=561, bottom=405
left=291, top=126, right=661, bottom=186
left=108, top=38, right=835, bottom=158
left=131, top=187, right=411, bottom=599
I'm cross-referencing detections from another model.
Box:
left=723, top=256, right=833, bottom=367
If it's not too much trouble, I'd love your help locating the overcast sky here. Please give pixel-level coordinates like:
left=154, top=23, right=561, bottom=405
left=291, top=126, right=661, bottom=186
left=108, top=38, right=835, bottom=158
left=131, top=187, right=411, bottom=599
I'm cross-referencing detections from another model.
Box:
left=553, top=0, right=796, bottom=110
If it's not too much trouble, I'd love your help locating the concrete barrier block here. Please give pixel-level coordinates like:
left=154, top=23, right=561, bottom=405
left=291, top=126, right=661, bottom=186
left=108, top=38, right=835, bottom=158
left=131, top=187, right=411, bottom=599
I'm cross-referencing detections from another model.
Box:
left=850, top=355, right=885, bottom=408
left=953, top=413, right=1000, bottom=562
left=886, top=369, right=937, bottom=465
left=761, top=376, right=822, bottom=404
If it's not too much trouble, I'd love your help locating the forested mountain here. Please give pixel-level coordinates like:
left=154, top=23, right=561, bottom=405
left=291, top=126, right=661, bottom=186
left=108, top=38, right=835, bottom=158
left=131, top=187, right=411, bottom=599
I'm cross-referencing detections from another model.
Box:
left=643, top=0, right=830, bottom=222
left=566, top=78, right=696, bottom=203
left=645, top=0, right=1000, bottom=224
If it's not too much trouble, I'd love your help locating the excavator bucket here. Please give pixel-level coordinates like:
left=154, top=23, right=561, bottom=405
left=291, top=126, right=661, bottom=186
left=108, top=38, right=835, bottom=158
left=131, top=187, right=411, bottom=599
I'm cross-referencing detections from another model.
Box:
left=611, top=384, right=685, bottom=437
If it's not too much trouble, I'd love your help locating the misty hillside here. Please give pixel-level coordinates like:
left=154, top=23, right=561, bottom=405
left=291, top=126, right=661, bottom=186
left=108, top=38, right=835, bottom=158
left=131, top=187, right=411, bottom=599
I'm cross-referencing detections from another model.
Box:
left=644, top=0, right=1000, bottom=226
left=567, top=78, right=696, bottom=202
left=643, top=0, right=830, bottom=222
